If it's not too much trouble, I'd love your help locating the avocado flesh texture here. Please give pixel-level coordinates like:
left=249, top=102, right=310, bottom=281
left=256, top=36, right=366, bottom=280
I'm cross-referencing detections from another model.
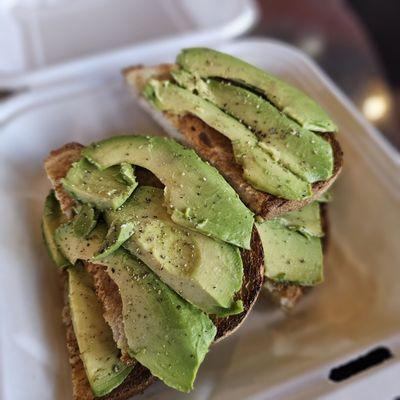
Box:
left=173, top=72, right=333, bottom=183
left=55, top=222, right=107, bottom=264
left=105, top=186, right=243, bottom=316
left=68, top=267, right=133, bottom=397
left=56, top=222, right=217, bottom=392
left=83, top=135, right=254, bottom=249
left=41, top=191, right=69, bottom=267
left=93, top=221, right=135, bottom=260
left=144, top=80, right=312, bottom=200
left=279, top=201, right=324, bottom=238
left=256, top=202, right=324, bottom=285
left=73, top=204, right=98, bottom=237
left=177, top=48, right=337, bottom=133
left=62, top=158, right=138, bottom=210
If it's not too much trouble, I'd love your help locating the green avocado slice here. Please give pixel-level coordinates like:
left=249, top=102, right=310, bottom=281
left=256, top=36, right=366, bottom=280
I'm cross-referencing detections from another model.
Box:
left=83, top=135, right=254, bottom=249
left=256, top=220, right=323, bottom=285
left=41, top=191, right=69, bottom=268
left=68, top=267, right=133, bottom=397
left=73, top=204, right=99, bottom=237
left=92, top=220, right=135, bottom=260
left=105, top=186, right=243, bottom=316
left=278, top=201, right=324, bottom=238
left=234, top=140, right=312, bottom=199
left=256, top=202, right=324, bottom=286
left=103, top=251, right=216, bottom=392
left=144, top=80, right=312, bottom=200
left=56, top=222, right=217, bottom=393
left=61, top=158, right=138, bottom=210
left=172, top=72, right=333, bottom=183
left=176, top=47, right=337, bottom=133
left=55, top=222, right=106, bottom=264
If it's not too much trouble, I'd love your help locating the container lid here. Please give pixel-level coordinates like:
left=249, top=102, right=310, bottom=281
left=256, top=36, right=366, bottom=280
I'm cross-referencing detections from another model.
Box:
left=0, top=0, right=257, bottom=90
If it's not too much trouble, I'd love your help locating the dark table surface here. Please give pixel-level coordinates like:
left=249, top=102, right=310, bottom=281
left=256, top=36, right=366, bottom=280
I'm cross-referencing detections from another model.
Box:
left=251, top=0, right=400, bottom=151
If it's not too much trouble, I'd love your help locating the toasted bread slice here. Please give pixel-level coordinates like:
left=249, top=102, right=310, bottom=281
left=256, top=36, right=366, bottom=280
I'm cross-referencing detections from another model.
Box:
left=123, top=65, right=343, bottom=220
left=46, top=142, right=264, bottom=398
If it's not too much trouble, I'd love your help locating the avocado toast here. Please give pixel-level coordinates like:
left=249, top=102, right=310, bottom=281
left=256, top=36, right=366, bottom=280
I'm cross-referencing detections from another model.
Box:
left=124, top=48, right=342, bottom=218
left=42, top=136, right=264, bottom=399
left=123, top=48, right=341, bottom=308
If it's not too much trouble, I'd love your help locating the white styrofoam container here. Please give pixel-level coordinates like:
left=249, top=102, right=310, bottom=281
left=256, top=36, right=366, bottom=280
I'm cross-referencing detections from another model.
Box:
left=0, top=4, right=399, bottom=400
left=0, top=0, right=257, bottom=90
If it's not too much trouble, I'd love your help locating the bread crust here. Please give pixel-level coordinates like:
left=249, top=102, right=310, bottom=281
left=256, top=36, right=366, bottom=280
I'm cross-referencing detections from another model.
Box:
left=213, top=226, right=264, bottom=340
left=44, top=143, right=84, bottom=216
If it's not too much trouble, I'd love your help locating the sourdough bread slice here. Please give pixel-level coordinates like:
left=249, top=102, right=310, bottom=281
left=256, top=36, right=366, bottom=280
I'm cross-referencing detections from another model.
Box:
left=123, top=65, right=343, bottom=220
left=46, top=142, right=264, bottom=398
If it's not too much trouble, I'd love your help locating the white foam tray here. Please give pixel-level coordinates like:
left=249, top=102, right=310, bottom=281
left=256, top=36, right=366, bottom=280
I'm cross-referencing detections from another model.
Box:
left=0, top=0, right=257, bottom=90
left=0, top=38, right=399, bottom=400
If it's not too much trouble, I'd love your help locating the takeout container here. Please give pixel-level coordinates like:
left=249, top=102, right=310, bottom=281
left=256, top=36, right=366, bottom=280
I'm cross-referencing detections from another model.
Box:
left=0, top=1, right=399, bottom=399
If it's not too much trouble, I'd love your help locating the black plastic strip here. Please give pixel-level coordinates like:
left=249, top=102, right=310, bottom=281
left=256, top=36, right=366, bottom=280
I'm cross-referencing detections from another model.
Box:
left=329, top=346, right=393, bottom=382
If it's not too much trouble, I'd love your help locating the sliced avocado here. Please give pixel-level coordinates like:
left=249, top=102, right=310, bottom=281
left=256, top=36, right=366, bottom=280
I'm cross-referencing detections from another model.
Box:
left=56, top=222, right=217, bottom=392
left=41, top=191, right=69, bottom=268
left=278, top=202, right=323, bottom=238
left=172, top=73, right=333, bottom=183
left=83, top=135, right=254, bottom=249
left=104, top=251, right=216, bottom=392
left=176, top=48, right=337, bottom=132
left=68, top=267, right=133, bottom=397
left=55, top=222, right=106, bottom=264
left=144, top=79, right=254, bottom=144
left=73, top=204, right=98, bottom=237
left=119, top=162, right=137, bottom=185
left=92, top=220, right=135, bottom=260
left=105, top=186, right=243, bottom=316
left=144, top=80, right=312, bottom=200
left=256, top=219, right=323, bottom=285
left=234, top=140, right=312, bottom=199
left=61, top=158, right=138, bottom=210
left=256, top=202, right=324, bottom=285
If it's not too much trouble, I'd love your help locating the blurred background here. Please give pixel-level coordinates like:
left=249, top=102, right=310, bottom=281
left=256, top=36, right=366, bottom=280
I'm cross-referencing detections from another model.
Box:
left=251, top=0, right=400, bottom=149
left=0, top=0, right=399, bottom=150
